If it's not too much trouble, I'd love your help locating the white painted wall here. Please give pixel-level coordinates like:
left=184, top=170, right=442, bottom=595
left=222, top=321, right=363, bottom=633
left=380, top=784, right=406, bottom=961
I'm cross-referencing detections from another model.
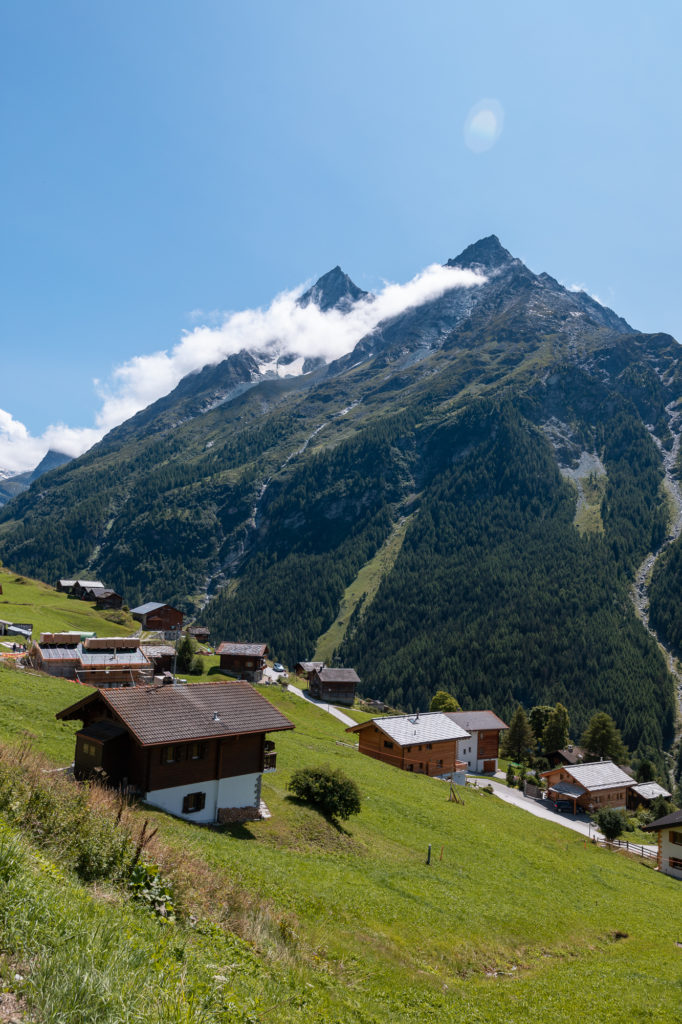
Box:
left=457, top=733, right=478, bottom=770
left=145, top=772, right=262, bottom=824
left=660, top=831, right=682, bottom=880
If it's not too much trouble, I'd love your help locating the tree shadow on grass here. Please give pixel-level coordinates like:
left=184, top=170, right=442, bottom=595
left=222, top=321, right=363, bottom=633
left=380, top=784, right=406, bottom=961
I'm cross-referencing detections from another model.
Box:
left=215, top=822, right=257, bottom=840
left=284, top=794, right=352, bottom=836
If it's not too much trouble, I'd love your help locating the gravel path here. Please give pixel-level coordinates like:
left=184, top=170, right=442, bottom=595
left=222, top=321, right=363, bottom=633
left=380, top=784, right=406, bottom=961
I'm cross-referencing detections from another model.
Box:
left=286, top=682, right=357, bottom=727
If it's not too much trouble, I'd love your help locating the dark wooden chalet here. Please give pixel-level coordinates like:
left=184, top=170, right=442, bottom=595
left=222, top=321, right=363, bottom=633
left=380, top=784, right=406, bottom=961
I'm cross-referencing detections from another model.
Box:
left=93, top=588, right=123, bottom=610
left=187, top=625, right=210, bottom=644
left=72, top=579, right=105, bottom=600
left=308, top=667, right=359, bottom=707
left=294, top=661, right=325, bottom=681
left=140, top=642, right=177, bottom=675
left=56, top=680, right=294, bottom=823
left=216, top=642, right=269, bottom=683
left=347, top=712, right=470, bottom=776
left=56, top=579, right=76, bottom=594
left=131, top=602, right=184, bottom=631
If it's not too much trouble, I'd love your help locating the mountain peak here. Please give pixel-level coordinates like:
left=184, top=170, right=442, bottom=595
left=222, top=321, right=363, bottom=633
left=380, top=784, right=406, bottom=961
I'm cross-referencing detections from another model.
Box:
left=447, top=235, right=515, bottom=272
left=298, top=266, right=370, bottom=313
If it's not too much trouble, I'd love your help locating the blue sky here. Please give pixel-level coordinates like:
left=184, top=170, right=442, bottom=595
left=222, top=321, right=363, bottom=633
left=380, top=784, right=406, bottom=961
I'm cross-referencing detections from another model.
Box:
left=1, top=1, right=681, bottom=469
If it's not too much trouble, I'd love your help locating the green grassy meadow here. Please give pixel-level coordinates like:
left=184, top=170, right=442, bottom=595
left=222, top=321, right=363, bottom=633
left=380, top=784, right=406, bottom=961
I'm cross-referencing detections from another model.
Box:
left=0, top=566, right=136, bottom=638
left=1, top=664, right=681, bottom=1022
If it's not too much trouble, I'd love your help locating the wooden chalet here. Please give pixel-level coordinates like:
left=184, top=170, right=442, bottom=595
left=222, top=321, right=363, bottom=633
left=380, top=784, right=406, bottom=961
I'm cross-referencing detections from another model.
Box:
left=627, top=780, right=672, bottom=811
left=56, top=680, right=294, bottom=823
left=309, top=667, right=359, bottom=707
left=547, top=744, right=587, bottom=768
left=72, top=579, right=105, bottom=600
left=187, top=625, right=210, bottom=644
left=541, top=760, right=635, bottom=815
left=32, top=634, right=152, bottom=687
left=445, top=710, right=509, bottom=774
left=642, top=808, right=682, bottom=880
left=294, top=661, right=325, bottom=681
left=347, top=712, right=470, bottom=776
left=140, top=642, right=177, bottom=675
left=93, top=588, right=123, bottom=610
left=56, top=579, right=76, bottom=594
left=131, top=602, right=184, bottom=632
left=216, top=642, right=269, bottom=683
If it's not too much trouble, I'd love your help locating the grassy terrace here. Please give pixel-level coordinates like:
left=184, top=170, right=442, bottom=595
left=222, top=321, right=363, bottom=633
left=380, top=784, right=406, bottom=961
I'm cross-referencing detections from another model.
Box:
left=2, top=664, right=681, bottom=1022
left=0, top=567, right=136, bottom=638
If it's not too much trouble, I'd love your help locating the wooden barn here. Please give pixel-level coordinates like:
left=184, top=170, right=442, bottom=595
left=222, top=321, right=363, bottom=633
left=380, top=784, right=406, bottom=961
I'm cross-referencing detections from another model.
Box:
left=93, top=588, right=123, bottom=610
left=308, top=667, right=359, bottom=707
left=72, top=579, right=105, bottom=600
left=56, top=680, right=294, bottom=824
left=216, top=642, right=269, bottom=682
left=187, top=625, right=210, bottom=644
left=294, top=661, right=325, bottom=681
left=347, top=712, right=470, bottom=776
left=131, top=602, right=184, bottom=632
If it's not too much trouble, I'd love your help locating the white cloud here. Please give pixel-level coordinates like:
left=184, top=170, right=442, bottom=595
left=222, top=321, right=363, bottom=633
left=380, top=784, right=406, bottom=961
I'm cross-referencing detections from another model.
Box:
left=567, top=283, right=603, bottom=305
left=0, top=263, right=486, bottom=474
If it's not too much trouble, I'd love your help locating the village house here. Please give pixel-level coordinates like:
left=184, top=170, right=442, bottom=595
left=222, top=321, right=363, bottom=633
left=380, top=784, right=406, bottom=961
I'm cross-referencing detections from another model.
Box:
left=347, top=712, right=470, bottom=776
left=187, top=625, right=211, bottom=644
left=56, top=680, right=294, bottom=824
left=131, top=602, right=184, bottom=632
left=56, top=579, right=76, bottom=594
left=92, top=588, right=123, bottom=610
left=627, top=780, right=672, bottom=811
left=32, top=634, right=152, bottom=687
left=642, top=808, right=682, bottom=880
left=547, top=744, right=587, bottom=768
left=541, top=760, right=635, bottom=814
left=294, top=661, right=325, bottom=682
left=445, top=710, right=509, bottom=774
left=72, top=579, right=106, bottom=600
left=140, top=642, right=177, bottom=675
left=308, top=667, right=360, bottom=707
left=216, top=642, right=269, bottom=683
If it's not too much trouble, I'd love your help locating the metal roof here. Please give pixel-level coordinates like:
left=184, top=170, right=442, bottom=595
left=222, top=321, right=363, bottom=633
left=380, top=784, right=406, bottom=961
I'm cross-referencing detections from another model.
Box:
left=561, top=761, right=634, bottom=792
left=446, top=710, right=509, bottom=732
left=78, top=649, right=149, bottom=667
left=631, top=782, right=671, bottom=801
left=216, top=642, right=269, bottom=657
left=38, top=646, right=80, bottom=662
left=75, top=580, right=104, bottom=589
left=131, top=602, right=167, bottom=615
left=58, top=680, right=294, bottom=746
left=349, top=711, right=470, bottom=746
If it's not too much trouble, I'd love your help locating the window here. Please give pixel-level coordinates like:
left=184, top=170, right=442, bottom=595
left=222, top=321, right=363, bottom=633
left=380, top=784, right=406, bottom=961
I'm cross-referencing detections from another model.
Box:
left=426, top=743, right=432, bottom=750
left=406, top=746, right=412, bottom=752
left=383, top=740, right=394, bottom=749
left=182, top=792, right=206, bottom=814
left=669, top=856, right=682, bottom=871
left=188, top=742, right=206, bottom=761
left=82, top=741, right=95, bottom=756
left=161, top=744, right=183, bottom=764
left=669, top=831, right=682, bottom=847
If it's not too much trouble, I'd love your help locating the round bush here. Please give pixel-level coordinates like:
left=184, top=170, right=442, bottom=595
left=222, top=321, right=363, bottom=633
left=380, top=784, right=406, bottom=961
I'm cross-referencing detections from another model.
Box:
left=287, top=765, right=361, bottom=821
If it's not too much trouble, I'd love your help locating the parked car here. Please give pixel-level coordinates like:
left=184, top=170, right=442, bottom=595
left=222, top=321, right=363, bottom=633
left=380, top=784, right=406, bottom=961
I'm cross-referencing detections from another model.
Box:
left=552, top=799, right=574, bottom=814
left=273, top=662, right=285, bottom=673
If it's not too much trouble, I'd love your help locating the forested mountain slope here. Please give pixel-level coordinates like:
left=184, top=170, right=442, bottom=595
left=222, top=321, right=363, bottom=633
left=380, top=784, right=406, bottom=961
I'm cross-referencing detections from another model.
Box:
left=1, top=237, right=681, bottom=757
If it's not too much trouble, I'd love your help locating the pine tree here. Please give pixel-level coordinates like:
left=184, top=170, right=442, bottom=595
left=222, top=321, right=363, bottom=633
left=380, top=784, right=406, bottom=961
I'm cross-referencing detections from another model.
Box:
left=581, top=712, right=628, bottom=763
left=502, top=707, right=535, bottom=763
left=542, top=703, right=570, bottom=754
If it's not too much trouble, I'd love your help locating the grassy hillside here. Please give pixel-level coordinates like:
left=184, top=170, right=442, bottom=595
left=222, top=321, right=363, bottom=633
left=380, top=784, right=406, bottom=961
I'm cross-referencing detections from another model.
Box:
left=0, top=566, right=136, bottom=639
left=5, top=665, right=679, bottom=1022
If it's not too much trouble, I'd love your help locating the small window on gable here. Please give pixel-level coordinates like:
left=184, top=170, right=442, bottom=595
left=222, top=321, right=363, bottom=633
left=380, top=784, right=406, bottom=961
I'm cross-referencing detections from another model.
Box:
left=383, top=740, right=394, bottom=749
left=426, top=743, right=432, bottom=750
left=189, top=741, right=206, bottom=761
left=669, top=831, right=682, bottom=847
left=182, top=792, right=206, bottom=814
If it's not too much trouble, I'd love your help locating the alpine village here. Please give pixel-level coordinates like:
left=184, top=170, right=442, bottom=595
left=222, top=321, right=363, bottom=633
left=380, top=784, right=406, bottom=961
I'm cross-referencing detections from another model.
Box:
left=1, top=236, right=682, bottom=1024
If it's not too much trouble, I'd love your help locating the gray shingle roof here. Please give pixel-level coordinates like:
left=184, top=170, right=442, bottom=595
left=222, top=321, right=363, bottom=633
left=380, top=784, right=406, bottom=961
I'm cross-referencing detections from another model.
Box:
left=316, top=668, right=360, bottom=684
left=642, top=808, right=682, bottom=832
left=348, top=711, right=470, bottom=746
left=446, top=710, right=509, bottom=732
left=631, top=782, right=671, bottom=801
left=548, top=780, right=586, bottom=798
left=75, top=580, right=104, bottom=589
left=58, top=680, right=294, bottom=746
left=216, top=642, right=268, bottom=657
left=564, top=761, right=634, bottom=792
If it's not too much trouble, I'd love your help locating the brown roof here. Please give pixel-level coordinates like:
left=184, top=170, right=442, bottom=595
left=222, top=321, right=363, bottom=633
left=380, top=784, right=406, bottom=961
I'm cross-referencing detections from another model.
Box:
left=57, top=680, right=293, bottom=746
left=216, top=642, right=269, bottom=657
left=316, top=667, right=360, bottom=684
left=446, top=710, right=508, bottom=732
left=295, top=661, right=325, bottom=674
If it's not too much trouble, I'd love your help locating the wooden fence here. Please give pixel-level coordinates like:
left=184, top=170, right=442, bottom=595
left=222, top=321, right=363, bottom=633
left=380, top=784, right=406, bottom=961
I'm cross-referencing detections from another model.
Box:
left=595, top=837, right=657, bottom=860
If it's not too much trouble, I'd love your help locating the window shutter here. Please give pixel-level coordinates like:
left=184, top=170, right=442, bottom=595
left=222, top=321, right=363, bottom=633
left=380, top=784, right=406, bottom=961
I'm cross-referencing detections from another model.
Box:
left=182, top=794, right=191, bottom=813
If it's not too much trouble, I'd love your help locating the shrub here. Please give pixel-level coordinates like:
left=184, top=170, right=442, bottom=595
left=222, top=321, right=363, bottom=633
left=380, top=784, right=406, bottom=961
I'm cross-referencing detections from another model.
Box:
left=505, top=763, right=515, bottom=787
left=288, top=765, right=361, bottom=821
left=594, top=807, right=626, bottom=841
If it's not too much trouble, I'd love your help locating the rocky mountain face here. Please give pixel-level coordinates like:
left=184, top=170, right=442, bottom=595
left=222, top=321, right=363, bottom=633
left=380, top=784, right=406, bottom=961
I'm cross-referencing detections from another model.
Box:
left=0, top=449, right=71, bottom=507
left=1, top=237, right=681, bottom=761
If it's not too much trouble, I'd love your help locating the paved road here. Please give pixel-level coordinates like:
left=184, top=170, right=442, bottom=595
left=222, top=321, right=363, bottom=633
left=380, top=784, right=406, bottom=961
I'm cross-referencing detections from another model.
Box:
left=286, top=682, right=356, bottom=727
left=478, top=778, right=657, bottom=852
